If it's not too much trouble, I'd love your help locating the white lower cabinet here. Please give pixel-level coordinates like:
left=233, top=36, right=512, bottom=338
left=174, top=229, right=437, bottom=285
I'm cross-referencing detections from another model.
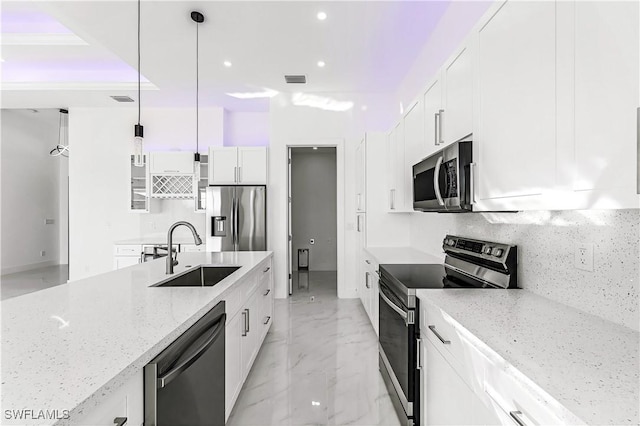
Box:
left=225, top=258, right=273, bottom=421
left=113, top=245, right=142, bottom=270
left=71, top=371, right=143, bottom=426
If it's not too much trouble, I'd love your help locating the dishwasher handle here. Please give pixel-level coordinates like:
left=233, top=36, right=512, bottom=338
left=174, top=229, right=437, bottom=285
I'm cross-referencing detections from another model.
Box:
left=157, top=314, right=226, bottom=389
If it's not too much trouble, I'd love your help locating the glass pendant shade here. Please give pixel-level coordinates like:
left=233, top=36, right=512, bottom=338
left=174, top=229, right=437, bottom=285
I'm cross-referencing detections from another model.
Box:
left=133, top=124, right=144, bottom=167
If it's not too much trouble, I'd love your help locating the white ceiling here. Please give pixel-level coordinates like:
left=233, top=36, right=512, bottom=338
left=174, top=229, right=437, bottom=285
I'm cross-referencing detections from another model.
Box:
left=0, top=1, right=450, bottom=111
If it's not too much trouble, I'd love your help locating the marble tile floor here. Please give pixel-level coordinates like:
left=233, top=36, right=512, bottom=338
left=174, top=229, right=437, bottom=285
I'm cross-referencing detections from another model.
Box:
left=0, top=264, right=69, bottom=300
left=227, top=271, right=400, bottom=426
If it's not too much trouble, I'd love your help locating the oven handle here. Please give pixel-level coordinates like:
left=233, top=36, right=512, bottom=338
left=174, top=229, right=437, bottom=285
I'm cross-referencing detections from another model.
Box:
left=380, top=289, right=407, bottom=320
left=434, top=155, right=445, bottom=206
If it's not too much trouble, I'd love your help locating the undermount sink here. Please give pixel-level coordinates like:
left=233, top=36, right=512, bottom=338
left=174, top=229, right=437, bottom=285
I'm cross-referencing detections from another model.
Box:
left=153, top=266, right=240, bottom=287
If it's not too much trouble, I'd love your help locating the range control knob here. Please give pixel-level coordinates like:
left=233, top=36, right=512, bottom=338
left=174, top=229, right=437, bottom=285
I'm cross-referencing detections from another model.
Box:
left=493, top=248, right=504, bottom=257
left=448, top=239, right=456, bottom=246
left=483, top=246, right=493, bottom=255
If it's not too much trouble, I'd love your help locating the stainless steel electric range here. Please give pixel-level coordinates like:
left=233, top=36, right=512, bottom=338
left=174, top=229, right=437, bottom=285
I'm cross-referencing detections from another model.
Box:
left=378, top=235, right=518, bottom=426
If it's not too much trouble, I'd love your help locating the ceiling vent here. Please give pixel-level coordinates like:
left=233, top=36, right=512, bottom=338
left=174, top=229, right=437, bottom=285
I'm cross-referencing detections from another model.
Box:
left=110, top=95, right=135, bottom=103
left=285, top=75, right=307, bottom=84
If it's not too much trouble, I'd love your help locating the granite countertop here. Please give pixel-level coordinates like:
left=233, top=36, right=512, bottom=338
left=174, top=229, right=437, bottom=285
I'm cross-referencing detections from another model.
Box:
left=1, top=251, right=273, bottom=426
left=364, top=246, right=442, bottom=265
left=416, top=289, right=639, bottom=425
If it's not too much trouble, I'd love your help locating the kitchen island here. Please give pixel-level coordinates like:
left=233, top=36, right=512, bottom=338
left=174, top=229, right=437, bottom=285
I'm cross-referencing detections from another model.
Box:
left=1, top=251, right=273, bottom=426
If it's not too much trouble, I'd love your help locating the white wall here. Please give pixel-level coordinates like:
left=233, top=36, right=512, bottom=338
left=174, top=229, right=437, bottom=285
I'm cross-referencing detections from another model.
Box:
left=68, top=106, right=224, bottom=280
left=269, top=92, right=397, bottom=299
left=291, top=149, right=337, bottom=271
left=223, top=111, right=269, bottom=147
left=1, top=109, right=63, bottom=274
left=410, top=210, right=640, bottom=331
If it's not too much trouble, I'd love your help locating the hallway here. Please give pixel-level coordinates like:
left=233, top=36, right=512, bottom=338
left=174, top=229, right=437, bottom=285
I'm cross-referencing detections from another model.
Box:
left=227, top=275, right=399, bottom=425
left=1, top=265, right=69, bottom=300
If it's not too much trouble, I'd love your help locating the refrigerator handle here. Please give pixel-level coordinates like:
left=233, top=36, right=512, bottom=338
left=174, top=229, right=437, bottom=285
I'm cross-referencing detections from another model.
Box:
left=234, top=192, right=239, bottom=250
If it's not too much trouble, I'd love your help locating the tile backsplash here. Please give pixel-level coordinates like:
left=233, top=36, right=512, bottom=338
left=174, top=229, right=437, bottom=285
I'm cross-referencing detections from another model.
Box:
left=410, top=209, right=639, bottom=331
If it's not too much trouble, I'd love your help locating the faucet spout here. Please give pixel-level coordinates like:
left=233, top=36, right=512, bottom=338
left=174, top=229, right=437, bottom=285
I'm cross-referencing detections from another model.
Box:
left=166, top=221, right=203, bottom=274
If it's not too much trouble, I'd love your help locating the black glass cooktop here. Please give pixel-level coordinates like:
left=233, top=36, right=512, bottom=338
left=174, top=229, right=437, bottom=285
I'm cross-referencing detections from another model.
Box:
left=380, top=263, right=487, bottom=291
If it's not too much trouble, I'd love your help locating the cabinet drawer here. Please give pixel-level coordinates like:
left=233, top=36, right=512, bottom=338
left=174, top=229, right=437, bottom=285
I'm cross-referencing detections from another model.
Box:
left=149, top=152, right=194, bottom=174
left=483, top=362, right=564, bottom=426
left=114, top=245, right=142, bottom=256
left=180, top=244, right=205, bottom=253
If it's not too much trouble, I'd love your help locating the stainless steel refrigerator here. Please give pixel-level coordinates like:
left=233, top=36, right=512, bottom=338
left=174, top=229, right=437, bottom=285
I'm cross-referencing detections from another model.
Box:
left=206, top=186, right=266, bottom=252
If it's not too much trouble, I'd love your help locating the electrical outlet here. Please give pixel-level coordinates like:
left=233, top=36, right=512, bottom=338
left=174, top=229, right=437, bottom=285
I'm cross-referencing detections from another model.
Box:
left=40, top=250, right=46, bottom=257
left=574, top=243, right=594, bottom=271
left=310, top=238, right=315, bottom=245
left=45, top=219, right=55, bottom=225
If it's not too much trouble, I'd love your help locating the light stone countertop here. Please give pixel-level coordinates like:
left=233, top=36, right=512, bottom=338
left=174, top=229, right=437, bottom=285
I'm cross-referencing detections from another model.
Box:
left=364, top=246, right=442, bottom=265
left=417, top=289, right=639, bottom=426
left=1, top=251, right=273, bottom=426
left=114, top=236, right=203, bottom=245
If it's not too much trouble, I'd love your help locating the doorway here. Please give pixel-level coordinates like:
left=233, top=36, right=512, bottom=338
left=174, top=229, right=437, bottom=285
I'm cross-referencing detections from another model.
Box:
left=288, top=147, right=337, bottom=296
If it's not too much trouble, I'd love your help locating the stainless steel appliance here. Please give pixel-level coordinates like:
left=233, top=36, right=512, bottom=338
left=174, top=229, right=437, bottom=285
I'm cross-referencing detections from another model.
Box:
left=378, top=235, right=517, bottom=426
left=144, top=301, right=226, bottom=426
left=206, top=186, right=266, bottom=252
left=413, top=140, right=473, bottom=212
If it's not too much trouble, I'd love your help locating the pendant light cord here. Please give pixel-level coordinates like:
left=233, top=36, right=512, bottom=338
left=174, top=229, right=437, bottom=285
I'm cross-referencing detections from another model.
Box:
left=196, top=21, right=199, bottom=155
left=137, top=0, right=141, bottom=126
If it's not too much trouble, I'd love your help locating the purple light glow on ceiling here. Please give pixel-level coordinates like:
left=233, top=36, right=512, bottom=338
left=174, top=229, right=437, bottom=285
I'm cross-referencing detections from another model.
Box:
left=1, top=59, right=150, bottom=83
left=1, top=11, right=73, bottom=34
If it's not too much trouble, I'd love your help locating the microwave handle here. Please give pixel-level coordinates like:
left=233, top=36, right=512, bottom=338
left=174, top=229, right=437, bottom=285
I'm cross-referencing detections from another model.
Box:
left=434, top=156, right=445, bottom=206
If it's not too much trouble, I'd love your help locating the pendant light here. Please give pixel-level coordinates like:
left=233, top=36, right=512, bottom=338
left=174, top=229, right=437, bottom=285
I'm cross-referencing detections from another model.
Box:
left=133, top=0, right=144, bottom=167
left=49, top=109, right=69, bottom=158
left=191, top=11, right=205, bottom=168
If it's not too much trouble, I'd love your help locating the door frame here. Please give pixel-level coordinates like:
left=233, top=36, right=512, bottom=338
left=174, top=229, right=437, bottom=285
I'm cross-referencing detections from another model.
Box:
left=286, top=140, right=344, bottom=297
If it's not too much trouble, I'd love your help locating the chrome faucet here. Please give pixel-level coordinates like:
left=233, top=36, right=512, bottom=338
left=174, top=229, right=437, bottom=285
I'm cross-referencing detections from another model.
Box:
left=166, top=221, right=203, bottom=274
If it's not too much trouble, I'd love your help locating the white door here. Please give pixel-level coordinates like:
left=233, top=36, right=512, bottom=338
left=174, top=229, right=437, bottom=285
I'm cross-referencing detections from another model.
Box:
left=238, top=147, right=267, bottom=184
left=443, top=45, right=473, bottom=145
left=573, top=1, right=639, bottom=195
left=476, top=0, right=556, bottom=201
left=209, top=147, right=238, bottom=184
left=387, top=129, right=397, bottom=211
left=423, top=77, right=443, bottom=157
left=287, top=148, right=293, bottom=295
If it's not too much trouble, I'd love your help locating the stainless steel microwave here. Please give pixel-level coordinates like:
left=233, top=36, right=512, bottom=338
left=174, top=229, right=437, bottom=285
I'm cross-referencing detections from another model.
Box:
left=412, top=140, right=473, bottom=212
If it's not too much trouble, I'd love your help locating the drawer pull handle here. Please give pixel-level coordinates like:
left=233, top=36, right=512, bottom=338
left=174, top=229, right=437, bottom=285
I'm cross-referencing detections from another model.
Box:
left=365, top=260, right=371, bottom=264
left=263, top=267, right=270, bottom=273
left=264, top=288, right=271, bottom=296
left=264, top=316, right=271, bottom=325
left=509, top=411, right=527, bottom=426
left=114, top=417, right=127, bottom=426
left=428, top=325, right=450, bottom=345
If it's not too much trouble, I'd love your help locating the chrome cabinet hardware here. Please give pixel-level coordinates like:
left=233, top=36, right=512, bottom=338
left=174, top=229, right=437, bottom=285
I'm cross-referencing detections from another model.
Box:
left=365, top=272, right=370, bottom=289
left=264, top=288, right=271, bottom=296
left=365, top=260, right=371, bottom=264
left=438, top=109, right=445, bottom=145
left=113, top=417, right=127, bottom=426
left=470, top=162, right=477, bottom=204
left=428, top=325, right=451, bottom=345
left=234, top=166, right=238, bottom=183
left=264, top=316, right=271, bottom=325
left=263, top=267, right=270, bottom=273
left=242, top=309, right=249, bottom=336
left=509, top=411, right=527, bottom=426
left=390, top=189, right=396, bottom=210
left=434, top=112, right=439, bottom=146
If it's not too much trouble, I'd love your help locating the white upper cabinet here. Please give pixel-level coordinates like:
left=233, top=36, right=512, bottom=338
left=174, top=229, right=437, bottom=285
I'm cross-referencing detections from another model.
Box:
left=355, top=139, right=366, bottom=212
left=209, top=147, right=267, bottom=185
left=387, top=121, right=411, bottom=212
left=237, top=147, right=268, bottom=184
left=571, top=0, right=639, bottom=207
left=475, top=0, right=557, bottom=203
left=442, top=45, right=473, bottom=145
left=423, top=77, right=443, bottom=158
left=404, top=100, right=426, bottom=169
left=149, top=152, right=194, bottom=175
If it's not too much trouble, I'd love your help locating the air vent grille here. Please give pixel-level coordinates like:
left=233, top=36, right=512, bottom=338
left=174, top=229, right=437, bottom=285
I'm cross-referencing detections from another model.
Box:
left=284, top=75, right=307, bottom=84
left=110, top=95, right=135, bottom=103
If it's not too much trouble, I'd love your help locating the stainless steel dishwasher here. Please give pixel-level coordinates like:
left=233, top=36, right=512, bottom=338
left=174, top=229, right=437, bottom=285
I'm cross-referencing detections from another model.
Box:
left=144, top=301, right=225, bottom=426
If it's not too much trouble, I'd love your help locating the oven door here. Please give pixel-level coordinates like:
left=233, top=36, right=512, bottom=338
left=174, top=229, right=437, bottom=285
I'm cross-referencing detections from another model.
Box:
left=378, top=280, right=417, bottom=422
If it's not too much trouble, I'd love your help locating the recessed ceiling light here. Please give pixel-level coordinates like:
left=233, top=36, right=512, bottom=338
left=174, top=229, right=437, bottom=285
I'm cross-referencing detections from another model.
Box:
left=223, top=61, right=232, bottom=67
left=317, top=61, right=325, bottom=68
left=361, top=105, right=368, bottom=111
left=317, top=11, right=327, bottom=21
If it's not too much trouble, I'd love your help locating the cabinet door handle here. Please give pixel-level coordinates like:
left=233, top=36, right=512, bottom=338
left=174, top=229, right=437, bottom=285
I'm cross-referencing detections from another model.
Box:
left=390, top=189, right=395, bottom=210
left=239, top=166, right=242, bottom=182
left=163, top=170, right=179, bottom=173
left=113, top=417, right=127, bottom=426
left=428, top=325, right=450, bottom=344
left=438, top=109, right=445, bottom=145
left=263, top=267, right=270, bottom=273
left=263, top=316, right=271, bottom=325
left=509, top=411, right=528, bottom=426
left=264, top=288, right=271, bottom=296
left=416, top=338, right=422, bottom=370
left=234, top=166, right=238, bottom=183
left=365, top=272, right=370, bottom=288
left=242, top=309, right=249, bottom=336
left=434, top=112, right=439, bottom=146
left=470, top=162, right=477, bottom=205
left=365, top=260, right=371, bottom=264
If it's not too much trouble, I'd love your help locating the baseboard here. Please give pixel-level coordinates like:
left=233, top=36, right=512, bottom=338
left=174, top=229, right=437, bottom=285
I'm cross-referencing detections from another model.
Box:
left=1, top=260, right=59, bottom=276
